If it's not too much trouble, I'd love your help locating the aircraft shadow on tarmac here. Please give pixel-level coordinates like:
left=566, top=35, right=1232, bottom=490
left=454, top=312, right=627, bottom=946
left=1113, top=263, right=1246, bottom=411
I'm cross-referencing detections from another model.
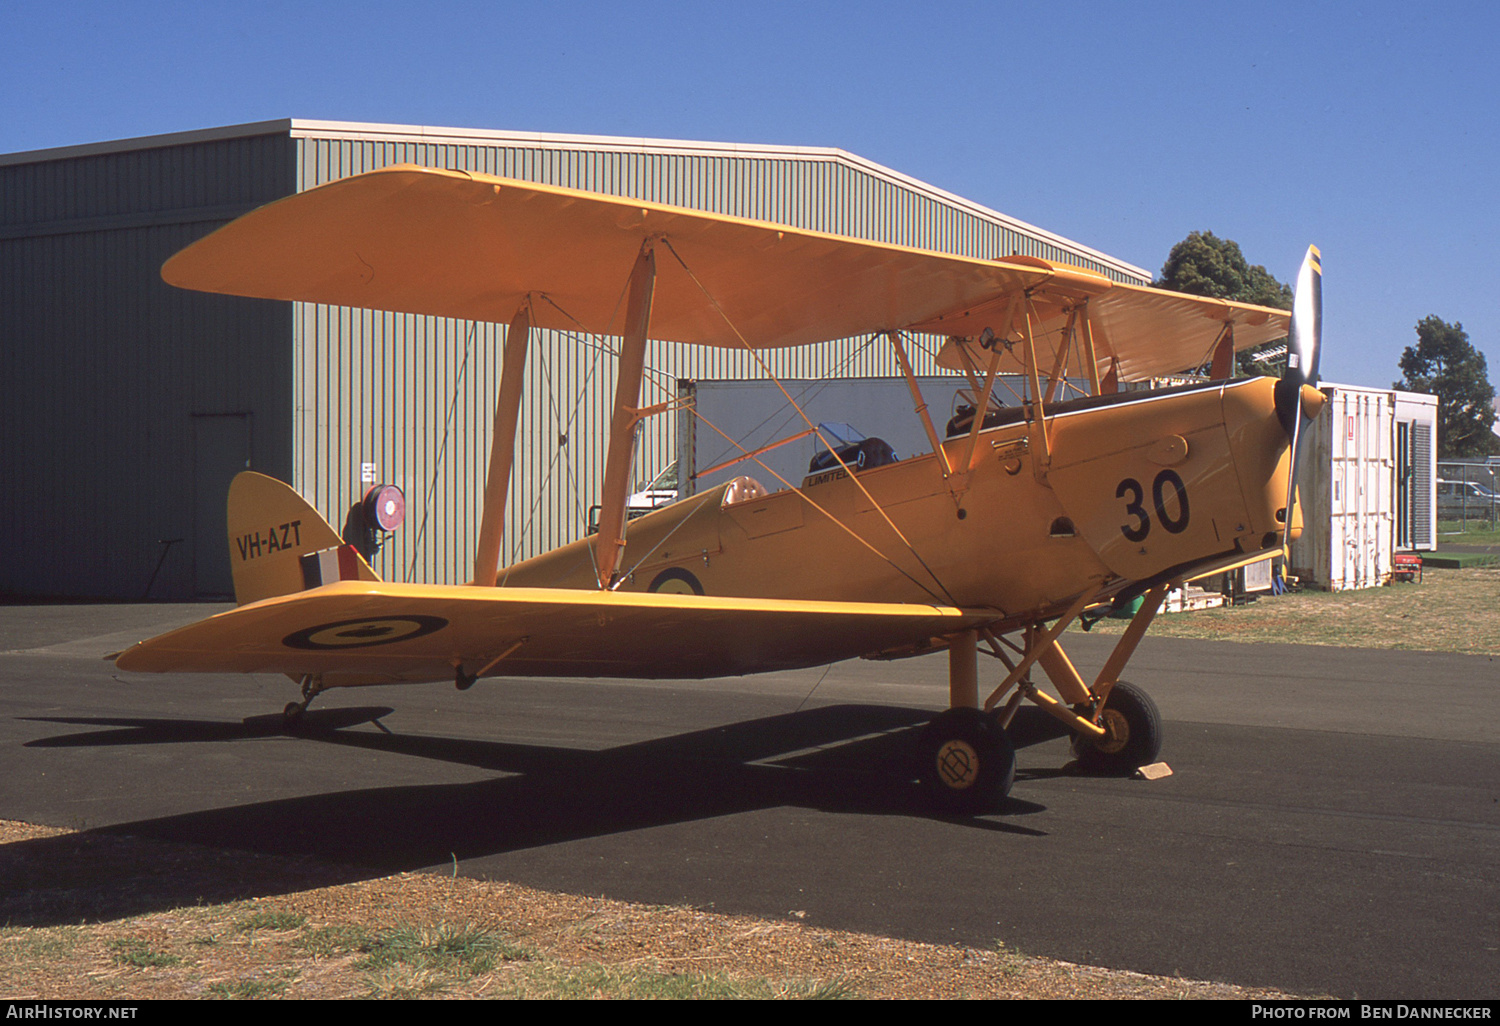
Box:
left=9, top=704, right=1078, bottom=927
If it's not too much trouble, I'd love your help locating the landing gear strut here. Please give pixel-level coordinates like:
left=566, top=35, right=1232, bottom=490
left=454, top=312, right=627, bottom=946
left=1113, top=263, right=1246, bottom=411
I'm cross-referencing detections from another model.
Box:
left=917, top=628, right=1015, bottom=812
left=918, top=583, right=1171, bottom=811
left=283, top=674, right=326, bottom=727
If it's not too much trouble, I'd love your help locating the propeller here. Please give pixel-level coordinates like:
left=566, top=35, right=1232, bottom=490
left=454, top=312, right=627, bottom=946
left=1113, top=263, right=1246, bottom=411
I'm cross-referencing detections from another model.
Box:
left=1274, top=246, right=1323, bottom=556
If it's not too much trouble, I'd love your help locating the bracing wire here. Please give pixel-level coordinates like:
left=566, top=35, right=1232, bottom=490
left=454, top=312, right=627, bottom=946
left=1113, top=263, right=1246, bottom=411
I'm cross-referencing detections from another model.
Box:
left=794, top=664, right=833, bottom=714
left=612, top=488, right=718, bottom=586
left=689, top=379, right=955, bottom=605
left=660, top=237, right=960, bottom=606
left=499, top=285, right=629, bottom=580
left=502, top=326, right=606, bottom=582
left=693, top=333, right=883, bottom=476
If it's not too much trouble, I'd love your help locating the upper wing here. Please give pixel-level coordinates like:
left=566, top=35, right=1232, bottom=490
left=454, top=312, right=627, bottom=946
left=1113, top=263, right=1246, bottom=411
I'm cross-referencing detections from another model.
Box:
left=164, top=163, right=1289, bottom=376
left=1084, top=284, right=1288, bottom=381
left=163, top=164, right=1068, bottom=350
left=113, top=581, right=995, bottom=686
left=921, top=278, right=1290, bottom=384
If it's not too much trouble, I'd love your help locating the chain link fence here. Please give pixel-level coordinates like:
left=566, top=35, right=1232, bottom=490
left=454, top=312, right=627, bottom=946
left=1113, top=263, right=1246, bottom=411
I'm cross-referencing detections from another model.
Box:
left=1437, top=460, right=1499, bottom=532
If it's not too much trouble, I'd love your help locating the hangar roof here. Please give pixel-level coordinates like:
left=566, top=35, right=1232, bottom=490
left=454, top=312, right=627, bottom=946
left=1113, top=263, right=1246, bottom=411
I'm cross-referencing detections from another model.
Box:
left=0, top=118, right=1150, bottom=284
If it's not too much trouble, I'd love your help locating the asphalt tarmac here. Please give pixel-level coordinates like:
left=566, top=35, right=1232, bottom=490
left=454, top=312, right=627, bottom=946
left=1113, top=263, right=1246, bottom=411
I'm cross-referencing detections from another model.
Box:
left=2, top=603, right=1496, bottom=998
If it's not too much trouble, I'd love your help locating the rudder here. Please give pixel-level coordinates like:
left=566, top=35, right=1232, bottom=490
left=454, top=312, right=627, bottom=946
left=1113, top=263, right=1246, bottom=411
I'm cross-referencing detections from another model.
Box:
left=227, top=471, right=382, bottom=605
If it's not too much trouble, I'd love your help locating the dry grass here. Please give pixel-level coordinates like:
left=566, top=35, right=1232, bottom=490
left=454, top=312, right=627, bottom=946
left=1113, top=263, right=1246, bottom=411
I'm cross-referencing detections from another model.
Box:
left=1077, top=566, right=1500, bottom=655
left=0, top=821, right=1304, bottom=1000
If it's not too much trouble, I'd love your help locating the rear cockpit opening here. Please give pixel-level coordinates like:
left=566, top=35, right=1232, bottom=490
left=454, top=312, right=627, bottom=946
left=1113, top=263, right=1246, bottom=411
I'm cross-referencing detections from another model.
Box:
left=800, top=422, right=899, bottom=486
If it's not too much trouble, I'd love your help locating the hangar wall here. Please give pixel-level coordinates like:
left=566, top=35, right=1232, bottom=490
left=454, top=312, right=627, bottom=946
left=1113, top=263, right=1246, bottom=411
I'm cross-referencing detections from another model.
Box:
left=0, top=127, right=296, bottom=600
left=0, top=120, right=1150, bottom=599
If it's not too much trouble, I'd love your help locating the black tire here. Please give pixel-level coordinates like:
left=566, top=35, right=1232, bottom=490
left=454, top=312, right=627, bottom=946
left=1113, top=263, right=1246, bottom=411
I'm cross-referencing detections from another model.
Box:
left=282, top=701, right=305, bottom=728
left=1072, top=680, right=1162, bottom=775
left=918, top=707, right=1016, bottom=814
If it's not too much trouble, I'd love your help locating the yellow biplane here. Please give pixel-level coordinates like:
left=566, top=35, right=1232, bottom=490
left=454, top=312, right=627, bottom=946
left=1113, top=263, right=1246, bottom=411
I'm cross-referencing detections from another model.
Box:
left=113, top=164, right=1324, bottom=812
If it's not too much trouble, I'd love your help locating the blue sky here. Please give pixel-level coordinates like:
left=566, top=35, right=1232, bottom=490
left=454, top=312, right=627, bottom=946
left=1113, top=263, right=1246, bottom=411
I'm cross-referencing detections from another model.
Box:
left=5, top=1, right=1497, bottom=389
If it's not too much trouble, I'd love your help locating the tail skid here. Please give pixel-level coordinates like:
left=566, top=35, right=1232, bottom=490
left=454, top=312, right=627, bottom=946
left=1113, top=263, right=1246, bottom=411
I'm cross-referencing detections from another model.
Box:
left=227, top=472, right=381, bottom=605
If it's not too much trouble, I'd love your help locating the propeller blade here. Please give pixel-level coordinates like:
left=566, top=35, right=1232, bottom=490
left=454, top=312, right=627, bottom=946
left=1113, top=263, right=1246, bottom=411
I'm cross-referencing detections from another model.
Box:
left=1277, top=246, right=1323, bottom=559
left=1275, top=245, right=1323, bottom=438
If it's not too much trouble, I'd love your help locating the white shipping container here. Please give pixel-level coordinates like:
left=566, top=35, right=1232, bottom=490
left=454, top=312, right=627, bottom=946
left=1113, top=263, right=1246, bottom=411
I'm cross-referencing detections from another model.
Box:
left=1289, top=384, right=1395, bottom=590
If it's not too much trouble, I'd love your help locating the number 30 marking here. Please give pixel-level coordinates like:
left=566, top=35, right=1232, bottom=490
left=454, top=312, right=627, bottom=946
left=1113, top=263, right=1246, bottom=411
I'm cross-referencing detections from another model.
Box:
left=1117, top=470, right=1190, bottom=541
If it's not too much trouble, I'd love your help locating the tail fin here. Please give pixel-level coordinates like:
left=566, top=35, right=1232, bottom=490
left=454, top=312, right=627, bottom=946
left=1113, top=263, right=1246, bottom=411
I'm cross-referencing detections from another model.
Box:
left=227, top=471, right=382, bottom=605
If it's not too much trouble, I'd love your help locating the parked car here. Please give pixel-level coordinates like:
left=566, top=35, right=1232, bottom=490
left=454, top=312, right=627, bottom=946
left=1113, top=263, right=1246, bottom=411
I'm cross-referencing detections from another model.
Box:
left=587, top=464, right=679, bottom=535
left=1437, top=478, right=1500, bottom=519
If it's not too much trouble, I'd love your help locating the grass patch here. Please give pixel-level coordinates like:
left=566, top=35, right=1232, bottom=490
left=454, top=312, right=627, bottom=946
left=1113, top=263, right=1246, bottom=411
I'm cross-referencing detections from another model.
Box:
left=363, top=965, right=449, bottom=999
left=109, top=938, right=181, bottom=969
left=345, top=923, right=535, bottom=998
left=0, top=927, right=80, bottom=965
left=206, top=976, right=291, bottom=999
left=992, top=939, right=1030, bottom=976
left=360, top=923, right=532, bottom=971
left=498, top=963, right=854, bottom=999
left=295, top=924, right=374, bottom=958
left=1437, top=522, right=1500, bottom=545
left=236, top=910, right=307, bottom=933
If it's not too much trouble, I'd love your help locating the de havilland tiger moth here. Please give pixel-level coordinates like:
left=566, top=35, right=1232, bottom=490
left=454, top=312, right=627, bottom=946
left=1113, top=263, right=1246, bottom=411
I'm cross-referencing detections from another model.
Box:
left=112, top=164, right=1325, bottom=812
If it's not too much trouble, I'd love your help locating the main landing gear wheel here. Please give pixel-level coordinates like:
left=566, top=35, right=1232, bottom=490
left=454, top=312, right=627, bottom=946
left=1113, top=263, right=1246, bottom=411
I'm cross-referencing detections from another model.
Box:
left=282, top=702, right=306, bottom=728
left=918, top=707, right=1016, bottom=814
left=1072, top=680, right=1162, bottom=775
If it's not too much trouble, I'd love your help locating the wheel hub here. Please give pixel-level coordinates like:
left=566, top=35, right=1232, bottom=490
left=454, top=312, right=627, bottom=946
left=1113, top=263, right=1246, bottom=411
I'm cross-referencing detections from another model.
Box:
left=1094, top=708, right=1130, bottom=754
left=935, top=739, right=980, bottom=789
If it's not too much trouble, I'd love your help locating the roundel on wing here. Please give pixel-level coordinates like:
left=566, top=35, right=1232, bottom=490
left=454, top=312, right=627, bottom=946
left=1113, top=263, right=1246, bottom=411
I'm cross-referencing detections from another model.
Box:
left=282, top=615, right=448, bottom=650
left=647, top=568, right=704, bottom=595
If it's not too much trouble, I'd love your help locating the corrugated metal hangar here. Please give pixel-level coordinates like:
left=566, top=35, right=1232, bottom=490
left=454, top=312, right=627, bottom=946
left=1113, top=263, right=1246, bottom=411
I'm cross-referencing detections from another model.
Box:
left=2, top=119, right=1151, bottom=600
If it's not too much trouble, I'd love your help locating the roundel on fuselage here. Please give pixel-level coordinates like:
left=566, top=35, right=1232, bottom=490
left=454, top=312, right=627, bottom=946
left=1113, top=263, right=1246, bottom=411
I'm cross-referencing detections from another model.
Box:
left=648, top=568, right=704, bottom=595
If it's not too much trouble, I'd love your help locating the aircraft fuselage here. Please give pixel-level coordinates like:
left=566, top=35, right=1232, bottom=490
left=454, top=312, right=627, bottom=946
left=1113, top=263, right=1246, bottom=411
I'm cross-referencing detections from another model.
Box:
left=500, top=376, right=1295, bottom=631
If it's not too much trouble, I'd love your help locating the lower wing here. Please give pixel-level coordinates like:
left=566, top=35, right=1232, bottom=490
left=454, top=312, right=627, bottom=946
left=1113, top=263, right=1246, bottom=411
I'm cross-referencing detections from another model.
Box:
left=114, top=582, right=997, bottom=686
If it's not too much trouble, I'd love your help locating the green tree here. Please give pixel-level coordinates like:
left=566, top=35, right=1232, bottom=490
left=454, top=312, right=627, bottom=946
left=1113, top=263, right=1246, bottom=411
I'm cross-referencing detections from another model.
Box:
left=1155, top=231, right=1293, bottom=375
left=1156, top=230, right=1294, bottom=309
left=1396, top=316, right=1499, bottom=458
